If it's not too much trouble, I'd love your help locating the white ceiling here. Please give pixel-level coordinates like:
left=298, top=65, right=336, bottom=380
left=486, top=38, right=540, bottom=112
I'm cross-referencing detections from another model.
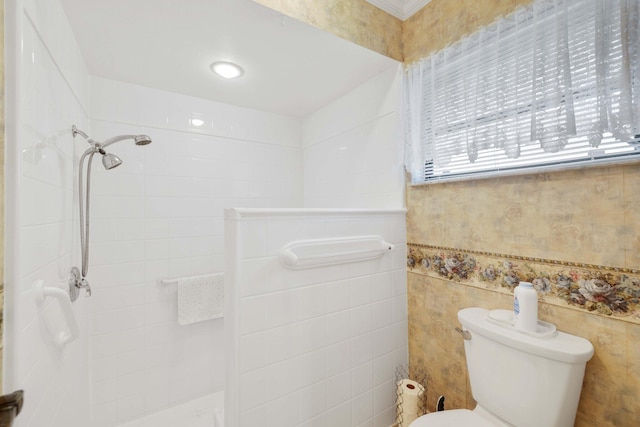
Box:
left=59, top=0, right=398, bottom=118
left=365, top=0, right=432, bottom=20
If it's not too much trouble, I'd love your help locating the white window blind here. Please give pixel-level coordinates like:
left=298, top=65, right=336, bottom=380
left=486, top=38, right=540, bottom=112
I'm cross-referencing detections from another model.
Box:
left=404, top=0, right=640, bottom=183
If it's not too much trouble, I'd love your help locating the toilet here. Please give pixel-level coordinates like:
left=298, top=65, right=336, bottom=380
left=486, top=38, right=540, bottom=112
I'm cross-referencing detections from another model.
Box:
left=410, top=307, right=594, bottom=427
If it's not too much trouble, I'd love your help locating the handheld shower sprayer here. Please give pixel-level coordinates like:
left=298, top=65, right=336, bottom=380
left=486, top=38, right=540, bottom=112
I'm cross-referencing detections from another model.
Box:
left=69, top=125, right=152, bottom=301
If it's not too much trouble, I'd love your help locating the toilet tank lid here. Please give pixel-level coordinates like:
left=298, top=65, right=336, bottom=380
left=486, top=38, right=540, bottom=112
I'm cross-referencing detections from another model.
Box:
left=458, top=307, right=594, bottom=364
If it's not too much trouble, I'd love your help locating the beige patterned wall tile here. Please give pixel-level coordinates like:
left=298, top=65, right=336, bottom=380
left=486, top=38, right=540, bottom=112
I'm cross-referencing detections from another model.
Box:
left=464, top=0, right=520, bottom=29
left=408, top=273, right=468, bottom=412
left=464, top=285, right=513, bottom=312
left=403, top=0, right=534, bottom=64
left=626, top=323, right=640, bottom=422
left=407, top=164, right=636, bottom=269
left=253, top=0, right=403, bottom=61
left=553, top=310, right=631, bottom=426
left=623, top=166, right=640, bottom=268
left=408, top=244, right=640, bottom=322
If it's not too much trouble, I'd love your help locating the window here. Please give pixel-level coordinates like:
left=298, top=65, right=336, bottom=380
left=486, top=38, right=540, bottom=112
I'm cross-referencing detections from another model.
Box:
left=404, top=0, right=640, bottom=183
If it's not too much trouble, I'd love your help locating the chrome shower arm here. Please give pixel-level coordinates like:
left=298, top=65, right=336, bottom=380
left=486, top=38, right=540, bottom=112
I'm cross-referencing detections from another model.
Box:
left=73, top=125, right=152, bottom=148
left=102, top=134, right=138, bottom=148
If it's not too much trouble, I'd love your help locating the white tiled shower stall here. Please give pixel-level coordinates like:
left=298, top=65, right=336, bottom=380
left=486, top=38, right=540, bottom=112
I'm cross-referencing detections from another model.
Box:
left=5, top=0, right=407, bottom=426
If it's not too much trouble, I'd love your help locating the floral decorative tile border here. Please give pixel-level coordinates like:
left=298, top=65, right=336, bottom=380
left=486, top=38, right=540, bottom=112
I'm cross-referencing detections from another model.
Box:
left=407, top=243, right=640, bottom=324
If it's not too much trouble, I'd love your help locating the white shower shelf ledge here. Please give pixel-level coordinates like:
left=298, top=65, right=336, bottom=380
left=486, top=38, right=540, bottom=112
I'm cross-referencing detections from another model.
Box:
left=279, top=235, right=395, bottom=269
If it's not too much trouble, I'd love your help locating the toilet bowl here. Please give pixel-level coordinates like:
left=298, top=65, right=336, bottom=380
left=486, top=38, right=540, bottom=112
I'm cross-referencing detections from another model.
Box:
left=410, top=408, right=507, bottom=427
left=409, top=307, right=593, bottom=427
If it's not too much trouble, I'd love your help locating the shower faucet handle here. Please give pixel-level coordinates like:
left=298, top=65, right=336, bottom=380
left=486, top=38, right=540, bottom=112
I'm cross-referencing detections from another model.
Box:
left=455, top=326, right=471, bottom=340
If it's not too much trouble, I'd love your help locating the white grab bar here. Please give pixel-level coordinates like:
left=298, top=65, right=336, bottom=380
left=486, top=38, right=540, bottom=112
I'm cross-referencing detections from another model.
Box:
left=279, top=235, right=395, bottom=269
left=36, top=280, right=80, bottom=348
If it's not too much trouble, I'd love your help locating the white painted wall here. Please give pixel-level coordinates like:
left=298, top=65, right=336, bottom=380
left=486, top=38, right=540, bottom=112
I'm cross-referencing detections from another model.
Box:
left=303, top=65, right=405, bottom=208
left=5, top=0, right=91, bottom=426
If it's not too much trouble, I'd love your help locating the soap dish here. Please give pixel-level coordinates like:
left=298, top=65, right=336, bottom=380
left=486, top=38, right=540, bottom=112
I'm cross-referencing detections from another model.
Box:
left=486, top=309, right=557, bottom=338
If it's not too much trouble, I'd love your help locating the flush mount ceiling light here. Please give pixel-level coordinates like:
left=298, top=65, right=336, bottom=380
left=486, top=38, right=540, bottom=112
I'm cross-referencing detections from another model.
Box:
left=210, top=61, right=244, bottom=79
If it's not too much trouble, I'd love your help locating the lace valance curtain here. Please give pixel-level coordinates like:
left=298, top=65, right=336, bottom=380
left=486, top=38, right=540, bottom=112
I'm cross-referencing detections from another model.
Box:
left=404, top=0, right=640, bottom=183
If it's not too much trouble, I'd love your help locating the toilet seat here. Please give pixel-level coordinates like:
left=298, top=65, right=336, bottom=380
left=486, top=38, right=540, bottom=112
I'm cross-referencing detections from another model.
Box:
left=409, top=409, right=498, bottom=427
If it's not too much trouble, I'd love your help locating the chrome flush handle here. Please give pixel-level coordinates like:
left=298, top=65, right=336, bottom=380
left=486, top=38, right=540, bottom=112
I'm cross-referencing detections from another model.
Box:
left=455, top=326, right=471, bottom=340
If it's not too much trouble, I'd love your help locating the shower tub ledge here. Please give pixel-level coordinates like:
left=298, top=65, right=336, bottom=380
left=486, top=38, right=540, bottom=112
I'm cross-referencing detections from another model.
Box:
left=118, top=392, right=224, bottom=427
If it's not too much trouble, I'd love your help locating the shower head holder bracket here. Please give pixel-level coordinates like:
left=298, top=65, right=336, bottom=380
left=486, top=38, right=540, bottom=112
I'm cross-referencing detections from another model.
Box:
left=69, top=266, right=91, bottom=302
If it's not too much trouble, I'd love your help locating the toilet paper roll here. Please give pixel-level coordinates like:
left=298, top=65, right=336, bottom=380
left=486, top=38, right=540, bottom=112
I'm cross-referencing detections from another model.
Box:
left=396, top=379, right=425, bottom=426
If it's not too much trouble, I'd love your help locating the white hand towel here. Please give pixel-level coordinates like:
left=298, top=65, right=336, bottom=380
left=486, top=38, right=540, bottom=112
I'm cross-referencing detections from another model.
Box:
left=177, top=273, right=224, bottom=326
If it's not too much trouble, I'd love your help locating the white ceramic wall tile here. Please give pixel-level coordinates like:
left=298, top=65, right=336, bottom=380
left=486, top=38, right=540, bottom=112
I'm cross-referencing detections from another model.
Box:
left=326, top=340, right=352, bottom=378
left=296, top=285, right=327, bottom=320
left=23, top=0, right=90, bottom=112
left=298, top=317, right=327, bottom=354
left=265, top=323, right=298, bottom=366
left=326, top=311, right=351, bottom=346
left=352, top=390, right=375, bottom=426
left=227, top=210, right=407, bottom=427
left=265, top=291, right=299, bottom=329
left=239, top=296, right=269, bottom=335
left=239, top=406, right=267, bottom=426
left=91, top=77, right=301, bottom=147
left=266, top=393, right=299, bottom=427
left=239, top=332, right=267, bottom=373
left=326, top=371, right=352, bottom=410
left=84, top=73, right=302, bottom=424
left=375, top=408, right=396, bottom=427
left=304, top=114, right=404, bottom=208
left=9, top=1, right=92, bottom=426
left=302, top=65, right=404, bottom=209
left=298, top=381, right=327, bottom=423
left=303, top=65, right=401, bottom=147
left=239, top=370, right=268, bottom=412
left=326, top=402, right=352, bottom=426
left=325, top=280, right=352, bottom=314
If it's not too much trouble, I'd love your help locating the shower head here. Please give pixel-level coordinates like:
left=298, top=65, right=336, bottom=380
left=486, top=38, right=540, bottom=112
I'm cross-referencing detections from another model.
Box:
left=102, top=152, right=123, bottom=170
left=134, top=135, right=152, bottom=146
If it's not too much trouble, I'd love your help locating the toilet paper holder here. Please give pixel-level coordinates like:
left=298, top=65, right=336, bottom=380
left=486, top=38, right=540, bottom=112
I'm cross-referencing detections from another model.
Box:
left=395, top=365, right=428, bottom=427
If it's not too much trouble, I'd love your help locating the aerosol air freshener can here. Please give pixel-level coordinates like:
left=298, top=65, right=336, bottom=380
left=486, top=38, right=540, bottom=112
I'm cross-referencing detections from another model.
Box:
left=513, top=281, right=538, bottom=332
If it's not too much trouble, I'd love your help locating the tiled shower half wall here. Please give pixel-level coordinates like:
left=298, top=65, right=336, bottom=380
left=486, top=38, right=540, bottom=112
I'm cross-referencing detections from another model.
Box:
left=225, top=209, right=408, bottom=427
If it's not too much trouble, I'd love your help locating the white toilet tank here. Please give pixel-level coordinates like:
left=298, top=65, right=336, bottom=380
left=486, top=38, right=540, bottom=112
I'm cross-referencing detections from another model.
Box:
left=458, top=307, right=593, bottom=427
